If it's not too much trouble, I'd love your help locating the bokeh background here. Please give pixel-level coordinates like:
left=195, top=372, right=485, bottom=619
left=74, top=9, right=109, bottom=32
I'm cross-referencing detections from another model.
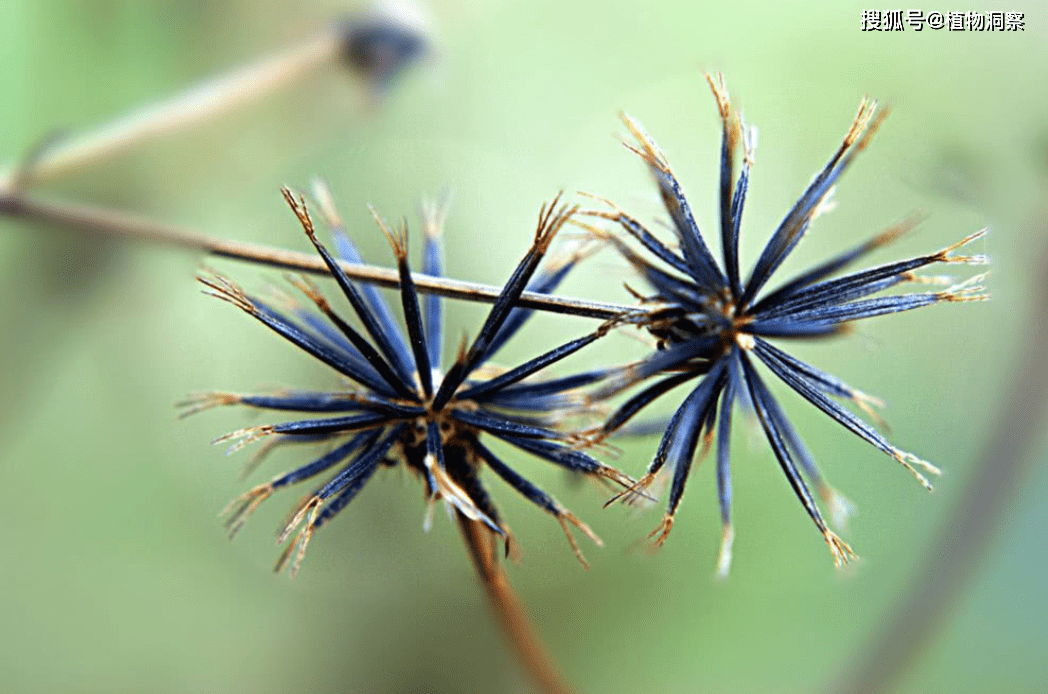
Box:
left=1, top=1, right=1045, bottom=693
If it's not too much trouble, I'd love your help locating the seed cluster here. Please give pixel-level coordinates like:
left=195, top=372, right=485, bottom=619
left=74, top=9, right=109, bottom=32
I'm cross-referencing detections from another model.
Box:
left=580, top=74, right=987, bottom=574
left=184, top=189, right=628, bottom=575
left=186, top=74, right=987, bottom=576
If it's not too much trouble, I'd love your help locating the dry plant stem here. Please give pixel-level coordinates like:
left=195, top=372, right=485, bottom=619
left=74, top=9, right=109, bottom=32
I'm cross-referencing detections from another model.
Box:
left=0, top=191, right=640, bottom=321
left=0, top=28, right=344, bottom=189
left=457, top=514, right=577, bottom=694
left=828, top=234, right=1048, bottom=694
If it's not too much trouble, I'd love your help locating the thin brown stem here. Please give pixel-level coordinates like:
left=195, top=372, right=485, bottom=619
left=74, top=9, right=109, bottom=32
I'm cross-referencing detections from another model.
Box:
left=827, top=230, right=1048, bottom=694
left=0, top=190, right=644, bottom=321
left=0, top=29, right=345, bottom=190
left=457, top=513, right=577, bottom=694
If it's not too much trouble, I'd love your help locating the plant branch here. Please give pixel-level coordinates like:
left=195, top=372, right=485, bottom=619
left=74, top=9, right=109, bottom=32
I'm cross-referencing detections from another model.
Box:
left=0, top=189, right=643, bottom=321
left=457, top=514, right=577, bottom=694
left=0, top=28, right=346, bottom=190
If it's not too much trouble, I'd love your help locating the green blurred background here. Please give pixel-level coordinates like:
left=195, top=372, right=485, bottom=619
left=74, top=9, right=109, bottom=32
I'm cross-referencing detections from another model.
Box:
left=1, top=1, right=1045, bottom=692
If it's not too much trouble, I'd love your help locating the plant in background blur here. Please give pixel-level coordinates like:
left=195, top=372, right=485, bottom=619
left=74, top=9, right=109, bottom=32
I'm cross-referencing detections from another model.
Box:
left=0, top=1, right=430, bottom=196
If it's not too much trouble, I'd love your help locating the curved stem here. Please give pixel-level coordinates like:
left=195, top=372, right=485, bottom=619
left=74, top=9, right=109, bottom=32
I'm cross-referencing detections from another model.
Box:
left=457, top=514, right=577, bottom=694
left=0, top=190, right=643, bottom=321
left=827, top=231, right=1048, bottom=694
left=0, top=29, right=344, bottom=190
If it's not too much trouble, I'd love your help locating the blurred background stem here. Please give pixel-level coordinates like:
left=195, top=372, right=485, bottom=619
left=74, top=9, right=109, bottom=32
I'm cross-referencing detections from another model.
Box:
left=827, top=220, right=1048, bottom=694
left=0, top=27, right=345, bottom=191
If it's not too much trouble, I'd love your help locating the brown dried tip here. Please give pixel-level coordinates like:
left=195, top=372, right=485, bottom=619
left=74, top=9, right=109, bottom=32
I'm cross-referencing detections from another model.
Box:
left=824, top=529, right=857, bottom=569
left=176, top=392, right=241, bottom=419
left=604, top=471, right=658, bottom=508
left=571, top=424, right=610, bottom=450
left=557, top=510, right=602, bottom=570
left=533, top=192, right=577, bottom=253
left=937, top=273, right=990, bottom=303
left=565, top=422, right=618, bottom=453
left=853, top=101, right=890, bottom=155
left=198, top=270, right=255, bottom=314
left=704, top=71, right=741, bottom=154
left=213, top=425, right=275, bottom=454
left=575, top=190, right=627, bottom=219
left=892, top=450, right=941, bottom=492
left=843, top=97, right=879, bottom=151
left=704, top=72, right=732, bottom=120
left=597, top=462, right=640, bottom=490
left=285, top=273, right=332, bottom=314
left=367, top=204, right=408, bottom=260
left=935, top=229, right=989, bottom=265
left=647, top=513, right=675, bottom=548
left=275, top=495, right=323, bottom=578
left=281, top=187, right=318, bottom=241
left=619, top=112, right=672, bottom=175
left=220, top=483, right=273, bottom=539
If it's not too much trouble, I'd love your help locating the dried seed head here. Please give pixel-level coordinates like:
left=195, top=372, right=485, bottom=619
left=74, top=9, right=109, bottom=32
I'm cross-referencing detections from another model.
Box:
left=585, top=75, right=987, bottom=572
left=192, top=193, right=628, bottom=575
